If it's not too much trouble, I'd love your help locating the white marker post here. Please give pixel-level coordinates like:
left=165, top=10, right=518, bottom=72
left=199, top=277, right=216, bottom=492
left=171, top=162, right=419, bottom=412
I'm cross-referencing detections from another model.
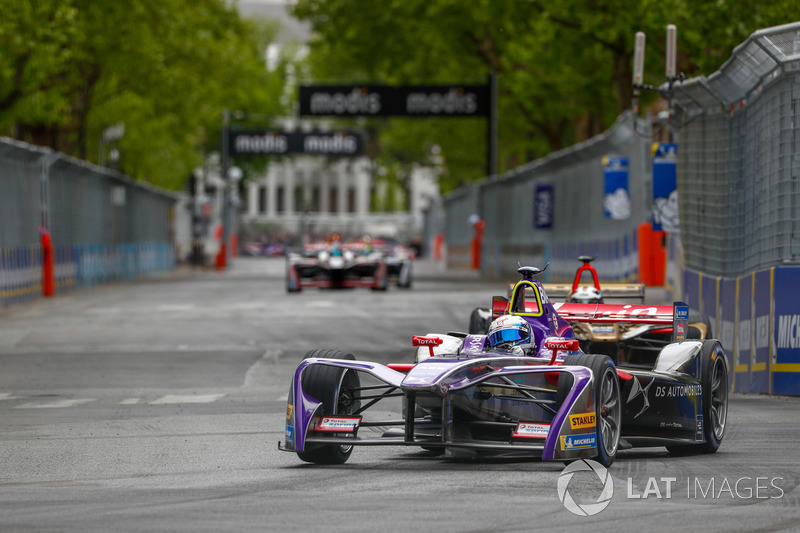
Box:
left=632, top=31, right=646, bottom=115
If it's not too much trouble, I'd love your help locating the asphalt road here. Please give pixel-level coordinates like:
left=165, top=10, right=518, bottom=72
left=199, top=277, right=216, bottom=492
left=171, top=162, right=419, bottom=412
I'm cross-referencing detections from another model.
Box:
left=0, top=257, right=798, bottom=532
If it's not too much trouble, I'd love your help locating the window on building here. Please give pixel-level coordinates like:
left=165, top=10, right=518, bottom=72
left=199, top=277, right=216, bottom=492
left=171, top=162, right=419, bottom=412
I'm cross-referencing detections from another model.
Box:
left=347, top=188, right=356, bottom=213
left=329, top=186, right=338, bottom=214
left=311, top=186, right=320, bottom=212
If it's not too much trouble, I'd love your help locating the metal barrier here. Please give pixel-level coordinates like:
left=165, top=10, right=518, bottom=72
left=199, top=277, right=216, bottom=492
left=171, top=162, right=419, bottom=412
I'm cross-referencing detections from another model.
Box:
left=671, top=21, right=800, bottom=278
left=443, top=111, right=651, bottom=281
left=0, top=137, right=178, bottom=307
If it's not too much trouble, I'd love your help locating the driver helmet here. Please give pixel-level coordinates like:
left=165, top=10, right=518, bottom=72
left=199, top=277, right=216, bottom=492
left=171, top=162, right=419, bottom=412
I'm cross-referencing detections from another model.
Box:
left=487, top=315, right=533, bottom=349
left=570, top=286, right=603, bottom=304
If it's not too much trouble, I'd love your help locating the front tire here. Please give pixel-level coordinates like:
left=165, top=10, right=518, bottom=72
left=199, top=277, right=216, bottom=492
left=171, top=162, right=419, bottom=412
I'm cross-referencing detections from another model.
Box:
left=558, top=353, right=622, bottom=467
left=468, top=307, right=491, bottom=335
left=667, top=340, right=728, bottom=455
left=297, top=349, right=360, bottom=464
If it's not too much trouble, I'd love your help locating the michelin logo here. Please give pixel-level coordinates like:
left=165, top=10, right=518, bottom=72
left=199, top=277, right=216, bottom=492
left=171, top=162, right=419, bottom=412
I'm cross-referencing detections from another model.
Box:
left=561, top=434, right=597, bottom=450
left=777, top=314, right=800, bottom=349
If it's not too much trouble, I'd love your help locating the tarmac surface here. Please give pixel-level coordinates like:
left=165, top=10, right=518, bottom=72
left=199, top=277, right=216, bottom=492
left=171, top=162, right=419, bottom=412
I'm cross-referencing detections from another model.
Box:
left=0, top=257, right=798, bottom=532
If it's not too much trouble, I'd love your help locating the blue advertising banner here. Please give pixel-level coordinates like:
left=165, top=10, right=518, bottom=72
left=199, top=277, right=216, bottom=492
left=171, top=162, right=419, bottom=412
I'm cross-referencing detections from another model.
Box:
left=735, top=275, right=753, bottom=393
left=652, top=143, right=678, bottom=232
left=534, top=183, right=554, bottom=229
left=719, top=278, right=736, bottom=362
left=602, top=157, right=630, bottom=219
left=773, top=266, right=800, bottom=395
left=752, top=269, right=772, bottom=394
left=683, top=269, right=700, bottom=313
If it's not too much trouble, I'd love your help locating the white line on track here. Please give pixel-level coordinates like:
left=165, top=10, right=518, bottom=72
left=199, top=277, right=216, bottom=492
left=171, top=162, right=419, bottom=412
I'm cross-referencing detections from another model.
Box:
left=119, top=398, right=140, bottom=405
left=149, top=394, right=226, bottom=404
left=16, top=399, right=96, bottom=409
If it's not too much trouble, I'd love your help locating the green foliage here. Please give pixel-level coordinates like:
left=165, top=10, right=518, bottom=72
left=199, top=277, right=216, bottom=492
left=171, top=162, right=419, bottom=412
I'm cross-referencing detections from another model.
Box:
left=0, top=0, right=287, bottom=190
left=292, top=0, right=799, bottom=193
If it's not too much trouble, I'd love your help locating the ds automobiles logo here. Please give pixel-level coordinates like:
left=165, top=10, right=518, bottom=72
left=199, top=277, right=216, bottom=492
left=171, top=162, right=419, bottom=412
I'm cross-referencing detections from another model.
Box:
left=557, top=459, right=613, bottom=516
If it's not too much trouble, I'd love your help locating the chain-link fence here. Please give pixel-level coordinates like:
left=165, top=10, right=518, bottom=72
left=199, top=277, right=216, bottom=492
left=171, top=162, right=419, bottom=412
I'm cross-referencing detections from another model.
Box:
left=443, top=111, right=651, bottom=282
left=672, top=21, right=800, bottom=278
left=0, top=137, right=178, bottom=307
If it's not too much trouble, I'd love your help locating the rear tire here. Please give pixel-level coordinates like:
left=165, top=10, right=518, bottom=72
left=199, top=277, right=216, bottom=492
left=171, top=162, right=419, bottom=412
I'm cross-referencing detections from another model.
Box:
left=558, top=353, right=622, bottom=467
left=296, top=349, right=360, bottom=464
left=687, top=313, right=712, bottom=339
left=286, top=267, right=301, bottom=293
left=667, top=340, right=728, bottom=455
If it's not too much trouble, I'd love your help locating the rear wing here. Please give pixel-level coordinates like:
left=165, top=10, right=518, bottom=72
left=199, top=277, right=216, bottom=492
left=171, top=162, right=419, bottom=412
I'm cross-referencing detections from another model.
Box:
left=543, top=283, right=645, bottom=301
left=506, top=282, right=645, bottom=302
left=552, top=302, right=672, bottom=324
left=553, top=301, right=691, bottom=341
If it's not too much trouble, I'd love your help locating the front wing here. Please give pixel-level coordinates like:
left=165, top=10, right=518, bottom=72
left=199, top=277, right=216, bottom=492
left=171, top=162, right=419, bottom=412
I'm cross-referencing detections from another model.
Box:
left=281, top=358, right=602, bottom=462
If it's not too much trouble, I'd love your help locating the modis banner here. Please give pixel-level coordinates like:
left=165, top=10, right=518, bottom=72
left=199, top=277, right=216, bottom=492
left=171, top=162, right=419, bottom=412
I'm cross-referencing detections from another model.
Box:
left=298, top=85, right=491, bottom=117
left=229, top=130, right=363, bottom=156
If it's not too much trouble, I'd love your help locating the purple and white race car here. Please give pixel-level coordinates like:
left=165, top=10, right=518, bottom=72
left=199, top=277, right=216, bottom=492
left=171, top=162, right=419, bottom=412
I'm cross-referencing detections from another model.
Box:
left=280, top=265, right=729, bottom=467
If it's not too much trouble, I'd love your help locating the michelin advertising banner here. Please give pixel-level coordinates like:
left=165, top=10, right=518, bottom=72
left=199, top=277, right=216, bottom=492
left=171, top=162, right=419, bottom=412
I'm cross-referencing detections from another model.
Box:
left=652, top=143, right=679, bottom=232
left=685, top=265, right=800, bottom=397
left=602, top=157, right=630, bottom=220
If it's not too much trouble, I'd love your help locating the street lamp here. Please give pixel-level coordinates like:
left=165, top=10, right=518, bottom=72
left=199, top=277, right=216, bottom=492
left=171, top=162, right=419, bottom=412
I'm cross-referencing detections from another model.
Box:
left=222, top=165, right=242, bottom=268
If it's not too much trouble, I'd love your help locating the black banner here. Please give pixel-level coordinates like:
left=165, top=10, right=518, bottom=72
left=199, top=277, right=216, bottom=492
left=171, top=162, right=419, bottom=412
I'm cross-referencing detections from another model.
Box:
left=229, top=130, right=363, bottom=156
left=298, top=84, right=490, bottom=117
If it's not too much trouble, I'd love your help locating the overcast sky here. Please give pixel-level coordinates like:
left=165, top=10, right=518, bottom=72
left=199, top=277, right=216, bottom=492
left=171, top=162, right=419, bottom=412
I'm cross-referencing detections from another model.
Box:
left=237, top=0, right=311, bottom=43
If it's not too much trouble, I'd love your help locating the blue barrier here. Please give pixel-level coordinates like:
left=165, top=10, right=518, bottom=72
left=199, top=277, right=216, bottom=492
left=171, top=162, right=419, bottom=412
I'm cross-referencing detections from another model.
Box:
left=773, top=267, right=800, bottom=395
left=685, top=266, right=800, bottom=396
left=1, top=243, right=174, bottom=307
left=0, top=246, right=41, bottom=307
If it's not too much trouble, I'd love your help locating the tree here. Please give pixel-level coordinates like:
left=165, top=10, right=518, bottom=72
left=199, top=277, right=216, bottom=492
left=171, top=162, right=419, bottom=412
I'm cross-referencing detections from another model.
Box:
left=0, top=0, right=288, bottom=190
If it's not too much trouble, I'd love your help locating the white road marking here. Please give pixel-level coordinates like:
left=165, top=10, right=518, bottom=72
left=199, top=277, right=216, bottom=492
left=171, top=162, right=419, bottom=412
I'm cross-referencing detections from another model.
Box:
left=306, top=300, right=335, bottom=308
left=16, top=399, right=96, bottom=409
left=149, top=394, right=226, bottom=405
left=242, top=349, right=282, bottom=388
left=276, top=394, right=288, bottom=402
left=86, top=307, right=121, bottom=314
left=0, top=392, right=20, bottom=400
left=157, top=304, right=195, bottom=312
left=224, top=302, right=267, bottom=310
left=119, top=398, right=140, bottom=405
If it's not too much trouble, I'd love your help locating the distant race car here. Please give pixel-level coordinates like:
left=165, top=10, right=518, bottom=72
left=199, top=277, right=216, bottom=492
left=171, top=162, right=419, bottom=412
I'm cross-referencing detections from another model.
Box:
left=280, top=265, right=729, bottom=467
left=468, top=256, right=711, bottom=366
left=285, top=239, right=387, bottom=292
left=377, top=241, right=414, bottom=288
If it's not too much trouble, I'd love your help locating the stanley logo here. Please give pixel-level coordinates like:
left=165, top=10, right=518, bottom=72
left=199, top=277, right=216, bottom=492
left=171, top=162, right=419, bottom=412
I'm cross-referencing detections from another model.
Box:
left=569, top=412, right=596, bottom=429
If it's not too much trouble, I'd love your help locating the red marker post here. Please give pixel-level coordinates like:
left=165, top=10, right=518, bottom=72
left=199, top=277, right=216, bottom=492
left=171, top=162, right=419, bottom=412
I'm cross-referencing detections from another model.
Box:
left=40, top=227, right=55, bottom=297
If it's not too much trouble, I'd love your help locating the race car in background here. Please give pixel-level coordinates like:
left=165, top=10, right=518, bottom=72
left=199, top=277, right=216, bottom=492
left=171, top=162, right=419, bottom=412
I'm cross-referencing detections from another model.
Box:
left=285, top=237, right=388, bottom=292
left=280, top=265, right=729, bottom=467
left=373, top=239, right=414, bottom=288
left=468, top=256, right=711, bottom=366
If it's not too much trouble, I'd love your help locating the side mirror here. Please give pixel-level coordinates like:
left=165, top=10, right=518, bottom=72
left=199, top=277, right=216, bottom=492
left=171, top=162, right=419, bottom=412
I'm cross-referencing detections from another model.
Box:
left=412, top=336, right=444, bottom=357
left=544, top=338, right=580, bottom=365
